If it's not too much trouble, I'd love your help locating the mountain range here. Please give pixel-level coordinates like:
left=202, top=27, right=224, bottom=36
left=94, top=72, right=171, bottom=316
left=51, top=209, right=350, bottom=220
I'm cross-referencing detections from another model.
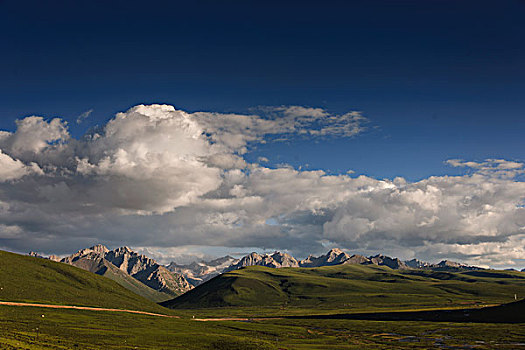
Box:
left=166, top=247, right=482, bottom=287
left=30, top=245, right=487, bottom=297
left=6, top=248, right=525, bottom=350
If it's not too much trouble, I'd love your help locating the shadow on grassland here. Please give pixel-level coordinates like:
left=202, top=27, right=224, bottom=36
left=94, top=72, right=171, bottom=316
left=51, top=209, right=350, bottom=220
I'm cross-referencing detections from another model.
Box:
left=287, top=299, right=525, bottom=323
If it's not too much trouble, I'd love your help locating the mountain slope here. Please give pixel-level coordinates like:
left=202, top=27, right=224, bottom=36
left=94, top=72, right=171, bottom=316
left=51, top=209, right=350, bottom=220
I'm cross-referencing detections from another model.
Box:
left=103, top=246, right=192, bottom=296
left=0, top=250, right=169, bottom=313
left=65, top=253, right=172, bottom=302
left=162, top=264, right=525, bottom=310
left=62, top=245, right=192, bottom=300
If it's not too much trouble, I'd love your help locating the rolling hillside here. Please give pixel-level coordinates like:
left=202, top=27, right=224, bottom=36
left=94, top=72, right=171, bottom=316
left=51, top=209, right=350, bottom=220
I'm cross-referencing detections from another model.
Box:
left=0, top=250, right=169, bottom=313
left=162, top=264, right=525, bottom=310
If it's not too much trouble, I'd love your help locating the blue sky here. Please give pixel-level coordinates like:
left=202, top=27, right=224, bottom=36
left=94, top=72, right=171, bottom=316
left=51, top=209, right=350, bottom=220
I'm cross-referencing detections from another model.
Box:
left=1, top=1, right=525, bottom=267
left=1, top=0, right=524, bottom=180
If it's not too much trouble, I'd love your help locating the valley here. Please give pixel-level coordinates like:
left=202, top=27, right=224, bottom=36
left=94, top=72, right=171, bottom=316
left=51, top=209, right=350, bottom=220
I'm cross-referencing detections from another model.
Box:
left=1, top=248, right=524, bottom=349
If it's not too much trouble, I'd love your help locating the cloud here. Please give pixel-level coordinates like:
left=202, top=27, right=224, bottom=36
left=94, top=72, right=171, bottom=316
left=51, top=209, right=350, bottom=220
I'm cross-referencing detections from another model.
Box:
left=0, top=104, right=524, bottom=268
left=446, top=159, right=525, bottom=178
left=76, top=109, right=93, bottom=124
left=0, top=104, right=365, bottom=216
left=253, top=105, right=368, bottom=138
left=0, top=150, right=42, bottom=181
left=0, top=116, right=69, bottom=159
left=0, top=224, right=23, bottom=239
left=271, top=106, right=329, bottom=118
left=120, top=164, right=525, bottom=268
left=322, top=171, right=525, bottom=258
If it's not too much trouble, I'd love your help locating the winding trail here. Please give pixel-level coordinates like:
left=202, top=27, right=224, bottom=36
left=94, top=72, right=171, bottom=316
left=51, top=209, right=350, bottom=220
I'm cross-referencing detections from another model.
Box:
left=0, top=301, right=179, bottom=318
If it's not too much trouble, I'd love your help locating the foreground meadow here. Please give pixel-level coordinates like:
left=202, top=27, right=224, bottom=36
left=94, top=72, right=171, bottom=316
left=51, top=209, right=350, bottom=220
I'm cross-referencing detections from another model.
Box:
left=1, top=304, right=524, bottom=349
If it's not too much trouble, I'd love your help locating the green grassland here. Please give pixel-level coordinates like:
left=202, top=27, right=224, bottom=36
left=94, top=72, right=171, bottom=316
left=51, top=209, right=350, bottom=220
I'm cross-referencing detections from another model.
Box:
left=1, top=250, right=524, bottom=349
left=1, top=305, right=525, bottom=349
left=283, top=298, right=525, bottom=324
left=162, top=264, right=525, bottom=314
left=0, top=250, right=168, bottom=313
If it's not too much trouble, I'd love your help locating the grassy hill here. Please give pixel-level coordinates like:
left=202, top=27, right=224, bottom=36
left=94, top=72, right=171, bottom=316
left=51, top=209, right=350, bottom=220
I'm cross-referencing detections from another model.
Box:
left=162, top=264, right=525, bottom=311
left=0, top=250, right=169, bottom=313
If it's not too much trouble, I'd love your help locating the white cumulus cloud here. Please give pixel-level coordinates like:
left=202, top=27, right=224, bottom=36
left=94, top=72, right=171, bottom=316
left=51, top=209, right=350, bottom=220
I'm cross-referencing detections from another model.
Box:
left=0, top=104, right=523, bottom=268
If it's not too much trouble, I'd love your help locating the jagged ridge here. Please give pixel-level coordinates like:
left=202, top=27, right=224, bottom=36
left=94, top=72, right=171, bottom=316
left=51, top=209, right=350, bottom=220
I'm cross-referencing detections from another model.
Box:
left=61, top=244, right=192, bottom=300
left=168, top=248, right=483, bottom=287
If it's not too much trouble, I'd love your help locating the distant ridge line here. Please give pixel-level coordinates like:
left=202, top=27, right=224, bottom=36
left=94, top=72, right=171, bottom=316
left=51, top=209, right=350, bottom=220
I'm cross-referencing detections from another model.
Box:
left=30, top=245, right=490, bottom=289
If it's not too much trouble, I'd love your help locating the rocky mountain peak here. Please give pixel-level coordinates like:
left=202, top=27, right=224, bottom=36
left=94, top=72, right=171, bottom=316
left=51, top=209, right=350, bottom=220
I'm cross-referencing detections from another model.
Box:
left=437, top=260, right=462, bottom=267
left=405, top=258, right=431, bottom=269
left=327, top=248, right=349, bottom=260
left=60, top=245, right=193, bottom=297
left=269, top=251, right=299, bottom=267
left=344, top=254, right=370, bottom=264
left=300, top=248, right=351, bottom=267
left=270, top=251, right=297, bottom=263
left=236, top=252, right=264, bottom=266
left=225, top=250, right=301, bottom=272
left=112, top=246, right=134, bottom=255
left=61, top=245, right=106, bottom=264
left=207, top=255, right=235, bottom=266
left=369, top=254, right=409, bottom=269
left=327, top=248, right=344, bottom=256
left=89, top=244, right=109, bottom=255
left=48, top=255, right=61, bottom=262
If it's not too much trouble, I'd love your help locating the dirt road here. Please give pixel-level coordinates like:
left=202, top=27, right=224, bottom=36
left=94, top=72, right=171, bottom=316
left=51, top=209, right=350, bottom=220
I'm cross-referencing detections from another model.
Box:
left=193, top=317, right=281, bottom=321
left=0, top=301, right=179, bottom=318
left=0, top=301, right=282, bottom=321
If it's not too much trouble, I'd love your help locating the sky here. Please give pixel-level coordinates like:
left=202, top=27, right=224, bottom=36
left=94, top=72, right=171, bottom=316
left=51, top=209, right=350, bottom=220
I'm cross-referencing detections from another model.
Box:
left=0, top=0, right=524, bottom=268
